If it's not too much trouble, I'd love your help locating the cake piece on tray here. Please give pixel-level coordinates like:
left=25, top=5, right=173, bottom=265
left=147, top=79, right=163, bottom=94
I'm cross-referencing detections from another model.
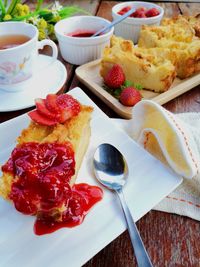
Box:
left=161, top=15, right=200, bottom=38
left=100, top=36, right=176, bottom=93
left=0, top=93, right=103, bottom=235
left=138, top=15, right=200, bottom=79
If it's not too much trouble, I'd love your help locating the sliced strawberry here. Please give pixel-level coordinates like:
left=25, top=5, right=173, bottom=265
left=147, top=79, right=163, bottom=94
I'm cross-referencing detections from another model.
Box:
left=35, top=98, right=57, bottom=120
left=28, top=110, right=58, bottom=126
left=56, top=94, right=81, bottom=122
left=59, top=109, right=73, bottom=123
left=30, top=94, right=81, bottom=126
left=45, top=94, right=60, bottom=113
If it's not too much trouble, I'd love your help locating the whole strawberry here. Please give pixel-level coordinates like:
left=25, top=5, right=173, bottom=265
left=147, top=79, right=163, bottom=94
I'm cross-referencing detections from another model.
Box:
left=104, top=64, right=125, bottom=89
left=119, top=87, right=142, bottom=106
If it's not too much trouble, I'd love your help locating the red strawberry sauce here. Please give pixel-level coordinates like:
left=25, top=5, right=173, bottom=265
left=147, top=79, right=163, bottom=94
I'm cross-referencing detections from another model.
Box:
left=34, top=183, right=103, bottom=235
left=2, top=142, right=103, bottom=235
left=66, top=30, right=96, bottom=37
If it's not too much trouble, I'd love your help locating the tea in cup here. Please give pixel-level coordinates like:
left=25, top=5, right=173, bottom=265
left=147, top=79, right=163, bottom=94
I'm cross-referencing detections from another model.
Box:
left=0, top=22, right=58, bottom=92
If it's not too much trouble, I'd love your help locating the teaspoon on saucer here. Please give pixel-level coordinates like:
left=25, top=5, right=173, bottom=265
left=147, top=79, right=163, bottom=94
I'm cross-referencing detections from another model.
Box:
left=93, top=143, right=153, bottom=267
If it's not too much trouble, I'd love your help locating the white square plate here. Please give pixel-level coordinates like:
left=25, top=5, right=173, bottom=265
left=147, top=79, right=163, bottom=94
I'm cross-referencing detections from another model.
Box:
left=0, top=87, right=182, bottom=267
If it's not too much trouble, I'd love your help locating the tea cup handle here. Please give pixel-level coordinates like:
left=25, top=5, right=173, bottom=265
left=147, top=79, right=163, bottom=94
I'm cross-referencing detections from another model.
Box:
left=37, top=39, right=58, bottom=69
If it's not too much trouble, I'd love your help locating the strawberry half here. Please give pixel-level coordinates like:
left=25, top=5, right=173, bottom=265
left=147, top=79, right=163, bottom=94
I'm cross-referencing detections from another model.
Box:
left=56, top=94, right=81, bottom=122
left=28, top=110, right=57, bottom=126
left=35, top=98, right=57, bottom=120
left=119, top=87, right=142, bottom=106
left=104, top=64, right=125, bottom=89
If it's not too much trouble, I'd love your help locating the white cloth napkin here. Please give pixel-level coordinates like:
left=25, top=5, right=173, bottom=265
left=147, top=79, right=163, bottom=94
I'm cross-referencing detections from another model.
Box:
left=112, top=100, right=200, bottom=221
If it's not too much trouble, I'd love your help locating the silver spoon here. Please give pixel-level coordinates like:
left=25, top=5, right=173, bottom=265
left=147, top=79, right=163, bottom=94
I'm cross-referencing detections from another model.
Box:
left=93, top=143, right=153, bottom=267
left=92, top=7, right=136, bottom=37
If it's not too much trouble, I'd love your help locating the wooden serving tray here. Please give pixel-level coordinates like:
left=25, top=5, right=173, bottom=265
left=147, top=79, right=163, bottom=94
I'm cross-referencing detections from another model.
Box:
left=76, top=59, right=200, bottom=119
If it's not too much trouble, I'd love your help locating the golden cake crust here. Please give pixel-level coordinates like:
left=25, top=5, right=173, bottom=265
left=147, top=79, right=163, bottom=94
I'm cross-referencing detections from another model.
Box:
left=161, top=15, right=200, bottom=38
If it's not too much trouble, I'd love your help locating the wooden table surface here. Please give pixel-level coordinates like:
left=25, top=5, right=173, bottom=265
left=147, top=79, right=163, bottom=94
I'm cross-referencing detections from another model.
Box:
left=1, top=1, right=200, bottom=266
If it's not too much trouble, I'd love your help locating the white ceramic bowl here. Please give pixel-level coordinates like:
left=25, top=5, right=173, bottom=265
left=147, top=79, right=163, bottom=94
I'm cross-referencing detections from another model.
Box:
left=112, top=1, right=164, bottom=43
left=55, top=16, right=114, bottom=65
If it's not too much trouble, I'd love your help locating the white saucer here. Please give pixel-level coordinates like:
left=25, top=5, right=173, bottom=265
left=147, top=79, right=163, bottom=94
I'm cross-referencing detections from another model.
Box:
left=0, top=55, right=67, bottom=112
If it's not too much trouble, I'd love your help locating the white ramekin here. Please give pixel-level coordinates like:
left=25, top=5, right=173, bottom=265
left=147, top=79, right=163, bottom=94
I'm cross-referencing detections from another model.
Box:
left=112, top=2, right=164, bottom=43
left=55, top=16, right=114, bottom=65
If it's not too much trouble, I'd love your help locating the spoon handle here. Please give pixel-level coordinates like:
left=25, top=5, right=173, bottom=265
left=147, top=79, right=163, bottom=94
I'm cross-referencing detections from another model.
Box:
left=92, top=7, right=136, bottom=37
left=116, top=189, right=153, bottom=267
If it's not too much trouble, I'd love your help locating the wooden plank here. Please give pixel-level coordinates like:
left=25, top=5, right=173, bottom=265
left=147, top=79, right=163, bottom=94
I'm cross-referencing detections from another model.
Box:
left=156, top=2, right=180, bottom=17
left=164, top=86, right=200, bottom=112
left=84, top=211, right=200, bottom=267
left=95, top=1, right=117, bottom=21
left=178, top=2, right=200, bottom=15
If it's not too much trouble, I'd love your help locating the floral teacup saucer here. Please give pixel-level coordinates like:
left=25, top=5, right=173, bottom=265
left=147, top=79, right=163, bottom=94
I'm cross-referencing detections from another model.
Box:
left=0, top=55, right=67, bottom=112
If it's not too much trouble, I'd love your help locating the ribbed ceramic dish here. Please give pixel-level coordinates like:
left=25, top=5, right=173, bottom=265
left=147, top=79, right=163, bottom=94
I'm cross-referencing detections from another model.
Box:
left=55, top=16, right=114, bottom=65
left=112, top=1, right=164, bottom=43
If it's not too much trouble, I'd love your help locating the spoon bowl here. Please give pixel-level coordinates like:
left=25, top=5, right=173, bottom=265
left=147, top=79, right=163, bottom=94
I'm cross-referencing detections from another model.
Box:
left=93, top=143, right=153, bottom=267
left=93, top=143, right=128, bottom=190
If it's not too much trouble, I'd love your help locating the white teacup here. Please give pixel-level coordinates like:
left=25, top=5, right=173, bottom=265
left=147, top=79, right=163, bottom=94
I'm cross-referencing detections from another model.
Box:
left=0, top=22, right=58, bottom=92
